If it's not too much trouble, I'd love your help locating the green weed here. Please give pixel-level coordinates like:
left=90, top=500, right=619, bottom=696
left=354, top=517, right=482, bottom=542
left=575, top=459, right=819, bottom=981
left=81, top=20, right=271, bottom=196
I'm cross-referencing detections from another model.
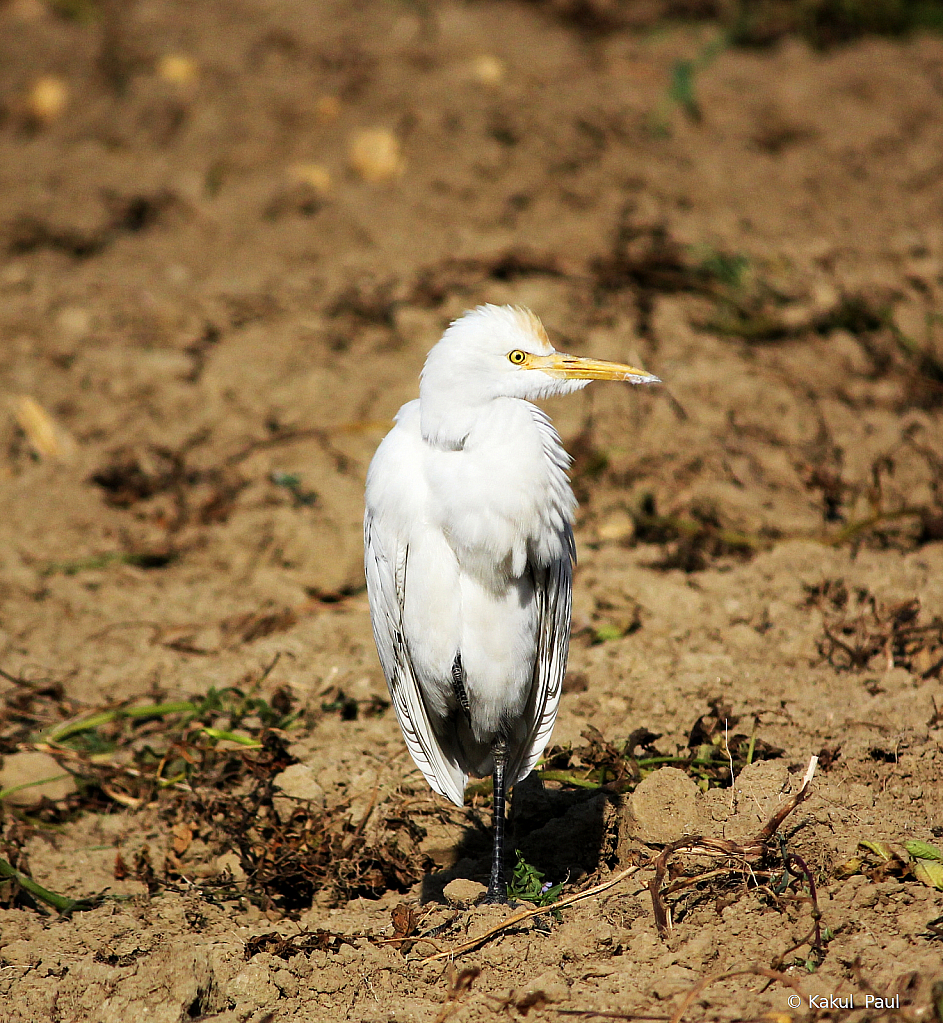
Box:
left=507, top=851, right=564, bottom=906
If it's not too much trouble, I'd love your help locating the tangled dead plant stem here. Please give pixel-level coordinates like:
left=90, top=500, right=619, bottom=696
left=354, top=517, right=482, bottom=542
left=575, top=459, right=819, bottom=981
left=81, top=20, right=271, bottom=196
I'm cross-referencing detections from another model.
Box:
left=648, top=756, right=818, bottom=938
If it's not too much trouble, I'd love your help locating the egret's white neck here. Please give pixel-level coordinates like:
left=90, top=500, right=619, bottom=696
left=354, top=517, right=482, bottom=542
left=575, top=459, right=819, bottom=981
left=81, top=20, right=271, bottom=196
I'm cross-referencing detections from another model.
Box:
left=419, top=345, right=497, bottom=450
left=418, top=387, right=486, bottom=450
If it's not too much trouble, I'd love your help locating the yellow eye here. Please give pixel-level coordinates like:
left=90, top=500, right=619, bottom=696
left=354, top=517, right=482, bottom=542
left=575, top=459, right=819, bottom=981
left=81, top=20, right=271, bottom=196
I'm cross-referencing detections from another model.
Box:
left=508, top=349, right=527, bottom=365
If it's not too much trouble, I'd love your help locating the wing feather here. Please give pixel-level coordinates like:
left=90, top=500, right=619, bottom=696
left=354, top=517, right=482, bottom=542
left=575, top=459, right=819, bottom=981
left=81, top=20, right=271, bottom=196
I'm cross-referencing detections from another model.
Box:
left=364, top=510, right=467, bottom=806
left=507, top=531, right=573, bottom=786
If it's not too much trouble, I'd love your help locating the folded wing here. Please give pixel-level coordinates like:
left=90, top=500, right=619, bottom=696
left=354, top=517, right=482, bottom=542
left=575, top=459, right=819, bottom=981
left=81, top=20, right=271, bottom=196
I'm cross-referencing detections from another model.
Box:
left=507, top=544, right=572, bottom=787
left=364, top=510, right=467, bottom=806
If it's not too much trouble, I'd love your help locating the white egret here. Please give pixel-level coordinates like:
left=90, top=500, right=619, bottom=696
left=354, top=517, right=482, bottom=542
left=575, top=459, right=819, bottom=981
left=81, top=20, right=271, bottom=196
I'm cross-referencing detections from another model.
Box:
left=364, top=304, right=659, bottom=902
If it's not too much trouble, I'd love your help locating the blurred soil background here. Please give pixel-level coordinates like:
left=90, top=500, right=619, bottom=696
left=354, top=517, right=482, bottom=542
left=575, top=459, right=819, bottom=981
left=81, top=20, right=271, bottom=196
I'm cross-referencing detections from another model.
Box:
left=1, top=0, right=943, bottom=1020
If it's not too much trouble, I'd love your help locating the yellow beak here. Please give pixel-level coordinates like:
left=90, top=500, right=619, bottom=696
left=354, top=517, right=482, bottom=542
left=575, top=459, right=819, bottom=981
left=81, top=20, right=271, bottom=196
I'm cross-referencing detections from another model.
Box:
left=533, top=352, right=660, bottom=385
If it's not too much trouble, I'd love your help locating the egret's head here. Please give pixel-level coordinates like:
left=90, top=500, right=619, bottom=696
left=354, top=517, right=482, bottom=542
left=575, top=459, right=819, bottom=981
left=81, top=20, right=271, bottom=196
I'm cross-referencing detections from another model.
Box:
left=418, top=304, right=659, bottom=448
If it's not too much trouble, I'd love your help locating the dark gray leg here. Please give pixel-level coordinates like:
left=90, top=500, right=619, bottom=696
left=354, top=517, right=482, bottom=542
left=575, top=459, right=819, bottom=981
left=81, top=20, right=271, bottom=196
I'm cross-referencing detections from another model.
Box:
left=483, top=736, right=509, bottom=904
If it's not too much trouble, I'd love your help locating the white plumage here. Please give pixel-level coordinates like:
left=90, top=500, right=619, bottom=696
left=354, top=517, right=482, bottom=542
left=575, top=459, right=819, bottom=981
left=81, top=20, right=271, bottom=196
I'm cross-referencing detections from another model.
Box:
left=364, top=304, right=658, bottom=901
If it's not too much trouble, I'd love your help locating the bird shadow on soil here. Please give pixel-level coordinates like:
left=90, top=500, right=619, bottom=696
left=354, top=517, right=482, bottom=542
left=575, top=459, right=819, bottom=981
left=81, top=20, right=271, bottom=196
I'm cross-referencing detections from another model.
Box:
left=420, top=774, right=616, bottom=903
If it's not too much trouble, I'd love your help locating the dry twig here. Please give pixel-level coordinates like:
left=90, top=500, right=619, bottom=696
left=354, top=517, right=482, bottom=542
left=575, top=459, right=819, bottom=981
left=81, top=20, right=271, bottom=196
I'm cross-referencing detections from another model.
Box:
left=417, top=865, right=642, bottom=963
left=668, top=965, right=808, bottom=1023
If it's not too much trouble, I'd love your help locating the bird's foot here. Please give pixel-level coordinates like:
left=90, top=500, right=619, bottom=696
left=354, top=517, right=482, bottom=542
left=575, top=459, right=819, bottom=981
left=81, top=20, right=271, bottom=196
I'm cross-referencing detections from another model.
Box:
left=480, top=873, right=508, bottom=904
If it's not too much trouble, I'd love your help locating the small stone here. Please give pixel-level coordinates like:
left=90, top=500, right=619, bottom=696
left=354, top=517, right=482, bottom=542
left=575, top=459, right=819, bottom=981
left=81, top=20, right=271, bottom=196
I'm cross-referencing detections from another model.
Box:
left=272, top=968, right=298, bottom=998
left=227, top=963, right=280, bottom=1012
left=698, top=759, right=790, bottom=841
left=733, top=759, right=789, bottom=805
left=597, top=509, right=635, bottom=542
left=471, top=54, right=505, bottom=86
left=216, top=850, right=246, bottom=881
left=272, top=763, right=325, bottom=805
left=288, top=953, right=313, bottom=978
left=26, top=75, right=67, bottom=125
left=271, top=795, right=295, bottom=822
left=348, top=128, right=404, bottom=183
left=443, top=878, right=487, bottom=907
left=624, top=767, right=699, bottom=845
left=55, top=306, right=91, bottom=339
left=731, top=758, right=790, bottom=832
left=157, top=53, right=198, bottom=87
left=0, top=751, right=77, bottom=806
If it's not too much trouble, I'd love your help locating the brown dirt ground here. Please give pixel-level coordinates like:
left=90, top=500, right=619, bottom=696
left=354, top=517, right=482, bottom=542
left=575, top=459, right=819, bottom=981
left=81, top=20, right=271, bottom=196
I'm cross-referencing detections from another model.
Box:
left=2, top=1, right=943, bottom=1021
